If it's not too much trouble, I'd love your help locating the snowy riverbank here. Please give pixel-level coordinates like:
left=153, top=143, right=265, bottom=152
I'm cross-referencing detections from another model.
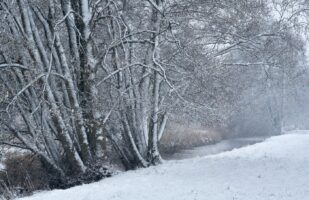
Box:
left=20, top=130, right=309, bottom=200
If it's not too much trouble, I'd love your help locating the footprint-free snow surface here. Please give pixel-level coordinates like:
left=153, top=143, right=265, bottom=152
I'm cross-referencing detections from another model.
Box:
left=20, top=131, right=309, bottom=200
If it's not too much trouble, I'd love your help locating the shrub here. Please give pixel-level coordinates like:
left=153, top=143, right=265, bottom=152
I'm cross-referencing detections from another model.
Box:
left=0, top=170, right=15, bottom=200
left=1, top=152, right=114, bottom=196
left=3, top=153, right=50, bottom=194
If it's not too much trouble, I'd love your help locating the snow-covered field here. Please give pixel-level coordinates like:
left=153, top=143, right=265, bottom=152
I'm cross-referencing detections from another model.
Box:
left=20, top=131, right=309, bottom=200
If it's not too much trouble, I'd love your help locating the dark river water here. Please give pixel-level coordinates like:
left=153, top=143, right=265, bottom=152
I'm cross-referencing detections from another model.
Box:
left=163, top=137, right=267, bottom=160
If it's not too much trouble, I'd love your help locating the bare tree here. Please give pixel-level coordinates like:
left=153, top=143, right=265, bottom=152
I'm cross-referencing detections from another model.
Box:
left=0, top=0, right=114, bottom=183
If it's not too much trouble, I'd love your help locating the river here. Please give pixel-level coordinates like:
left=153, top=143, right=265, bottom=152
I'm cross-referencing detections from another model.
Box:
left=162, top=137, right=267, bottom=160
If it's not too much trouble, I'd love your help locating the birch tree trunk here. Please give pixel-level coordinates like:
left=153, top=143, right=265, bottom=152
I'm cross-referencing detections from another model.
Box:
left=100, top=0, right=170, bottom=168
left=0, top=0, right=109, bottom=183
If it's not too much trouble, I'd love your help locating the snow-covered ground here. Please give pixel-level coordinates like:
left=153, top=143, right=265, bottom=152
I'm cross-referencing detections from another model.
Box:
left=20, top=130, right=309, bottom=200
